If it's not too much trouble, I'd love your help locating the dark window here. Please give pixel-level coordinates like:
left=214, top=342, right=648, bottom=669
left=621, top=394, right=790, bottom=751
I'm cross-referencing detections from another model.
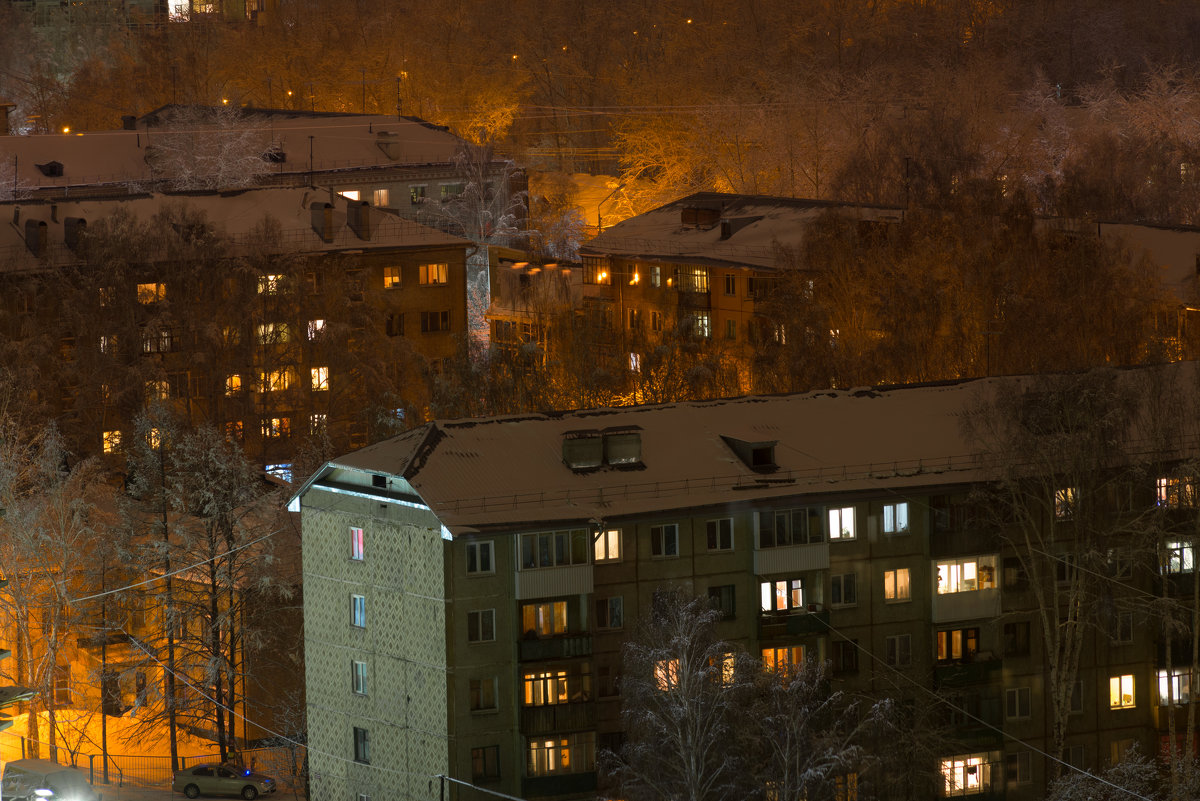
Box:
left=353, top=727, right=370, bottom=763
left=651, top=524, right=679, bottom=557
left=471, top=746, right=500, bottom=781
left=706, top=518, right=733, bottom=550
left=830, top=573, right=856, bottom=606
left=1003, top=621, right=1030, bottom=656
left=386, top=313, right=405, bottom=336
left=832, top=640, right=858, bottom=674
left=708, top=585, right=735, bottom=620
left=421, top=310, right=450, bottom=333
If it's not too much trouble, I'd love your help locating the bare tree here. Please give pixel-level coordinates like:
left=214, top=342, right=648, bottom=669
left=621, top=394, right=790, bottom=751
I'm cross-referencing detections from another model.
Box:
left=143, top=105, right=273, bottom=192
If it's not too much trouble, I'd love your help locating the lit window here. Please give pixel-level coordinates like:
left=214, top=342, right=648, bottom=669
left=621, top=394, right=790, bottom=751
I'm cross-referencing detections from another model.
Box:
left=419, top=263, right=449, bottom=284
left=1158, top=476, right=1196, bottom=508
left=350, top=594, right=366, bottom=628
left=224, top=421, right=243, bottom=442
left=147, top=428, right=162, bottom=449
left=146, top=380, right=169, bottom=400
left=352, top=660, right=368, bottom=695
left=883, top=568, right=911, bottom=601
left=1110, top=674, right=1135, bottom=708
left=676, top=265, right=709, bottom=293
left=649, top=265, right=661, bottom=287
left=761, top=645, right=804, bottom=673
left=99, top=334, right=114, bottom=354
left=467, top=541, right=493, bottom=574
left=310, top=413, right=327, bottom=434
left=265, top=463, right=292, bottom=482
left=936, top=627, right=979, bottom=663
left=339, top=189, right=360, bottom=200
left=760, top=579, right=804, bottom=612
left=468, top=609, right=496, bottom=643
left=1164, top=540, right=1195, bottom=574
left=410, top=185, right=427, bottom=204
left=1159, top=669, right=1191, bottom=705
left=224, top=374, right=242, bottom=396
left=222, top=326, right=241, bottom=345
left=261, top=417, right=291, bottom=439
left=136, top=282, right=164, bottom=304
left=257, top=322, right=290, bottom=343
left=593, top=529, right=621, bottom=562
left=1055, top=487, right=1076, bottom=519
left=595, top=597, right=623, bottom=629
left=526, top=733, right=595, bottom=777
left=936, top=556, right=997, bottom=594
left=102, top=430, right=121, bottom=454
left=311, top=366, right=329, bottom=391
left=706, top=518, right=733, bottom=551
left=650, top=310, right=663, bottom=331
left=521, top=601, right=568, bottom=637
left=383, top=265, right=401, bottom=288
left=372, top=188, right=390, bottom=207
left=582, top=258, right=611, bottom=285
left=258, top=369, right=293, bottom=392
left=883, top=502, right=909, bottom=533
left=350, top=527, right=364, bottom=561
left=307, top=319, right=326, bottom=340
left=654, top=658, right=679, bottom=690
left=687, top=312, right=711, bottom=338
left=941, top=754, right=991, bottom=796
left=257, top=274, right=284, bottom=295
left=828, top=506, right=856, bottom=540
left=651, top=524, right=679, bottom=557
left=629, top=352, right=641, bottom=372
left=523, top=667, right=590, bottom=706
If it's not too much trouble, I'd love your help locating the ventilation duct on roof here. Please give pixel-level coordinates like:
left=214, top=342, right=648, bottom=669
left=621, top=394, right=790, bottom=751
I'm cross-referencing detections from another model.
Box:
left=310, top=202, right=336, bottom=243
left=24, top=219, right=47, bottom=257
left=35, top=161, right=63, bottom=178
left=347, top=200, right=373, bottom=241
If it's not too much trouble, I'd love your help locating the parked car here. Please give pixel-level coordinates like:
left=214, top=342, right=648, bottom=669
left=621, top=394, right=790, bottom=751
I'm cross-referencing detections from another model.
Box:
left=171, top=764, right=276, bottom=799
left=1, top=758, right=100, bottom=801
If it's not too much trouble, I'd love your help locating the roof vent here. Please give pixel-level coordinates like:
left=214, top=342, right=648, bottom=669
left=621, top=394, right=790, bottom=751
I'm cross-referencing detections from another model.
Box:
left=24, top=219, right=48, bottom=256
left=563, top=427, right=644, bottom=471
left=310, top=202, right=337, bottom=243
left=721, top=435, right=778, bottom=473
left=376, top=131, right=401, bottom=161
left=35, top=161, right=63, bottom=178
left=347, top=200, right=373, bottom=241
left=681, top=206, right=721, bottom=229
left=64, top=217, right=87, bottom=252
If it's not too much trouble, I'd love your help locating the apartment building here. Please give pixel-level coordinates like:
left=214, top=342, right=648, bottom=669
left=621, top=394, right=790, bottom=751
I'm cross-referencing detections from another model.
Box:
left=292, top=362, right=1200, bottom=801
left=0, top=185, right=471, bottom=466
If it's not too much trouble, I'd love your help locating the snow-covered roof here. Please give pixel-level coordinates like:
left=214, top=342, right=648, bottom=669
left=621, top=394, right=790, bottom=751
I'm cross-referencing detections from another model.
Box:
left=299, top=362, right=1200, bottom=534
left=580, top=192, right=904, bottom=271
left=0, top=186, right=470, bottom=270
left=0, top=111, right=471, bottom=194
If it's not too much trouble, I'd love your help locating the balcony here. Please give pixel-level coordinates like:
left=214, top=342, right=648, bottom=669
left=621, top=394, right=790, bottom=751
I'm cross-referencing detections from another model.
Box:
left=519, top=635, right=593, bottom=662
left=522, top=772, right=597, bottom=798
left=521, top=702, right=596, bottom=735
left=932, top=588, right=1001, bottom=625
left=935, top=655, right=1002, bottom=688
left=759, top=608, right=830, bottom=639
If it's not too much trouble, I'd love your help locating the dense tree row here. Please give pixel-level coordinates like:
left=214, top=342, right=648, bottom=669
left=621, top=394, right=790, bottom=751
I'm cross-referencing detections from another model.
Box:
left=6, top=1, right=1200, bottom=223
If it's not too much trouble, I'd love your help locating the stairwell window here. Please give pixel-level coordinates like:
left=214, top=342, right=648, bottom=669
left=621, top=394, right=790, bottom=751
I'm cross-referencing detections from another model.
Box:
left=467, top=541, right=494, bottom=574
left=350, top=527, right=364, bottom=561
left=351, top=660, right=368, bottom=695
left=468, top=609, right=496, bottom=643
left=350, top=594, right=366, bottom=628
left=353, top=727, right=370, bottom=764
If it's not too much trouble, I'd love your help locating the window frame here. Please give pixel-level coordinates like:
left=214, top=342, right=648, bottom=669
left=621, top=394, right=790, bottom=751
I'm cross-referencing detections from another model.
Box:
left=350, top=527, right=364, bottom=561
left=1005, top=687, right=1032, bottom=720
left=827, top=506, right=856, bottom=540
left=883, top=501, right=909, bottom=534
left=352, top=660, right=368, bottom=695
left=885, top=633, right=911, bottom=667
left=706, top=518, right=733, bottom=551
left=760, top=578, right=804, bottom=613
left=353, top=727, right=370, bottom=764
left=883, top=567, right=911, bottom=602
left=595, top=596, right=623, bottom=630
left=350, top=594, right=366, bottom=628
left=830, top=572, right=857, bottom=607
left=469, top=676, right=498, bottom=711
left=593, top=529, right=621, bottom=563
left=650, top=523, right=679, bottom=558
left=419, top=262, right=449, bottom=285
left=1109, top=674, right=1136, bottom=709
left=467, top=609, right=497, bottom=643
left=521, top=529, right=590, bottom=570
left=466, top=541, right=494, bottom=575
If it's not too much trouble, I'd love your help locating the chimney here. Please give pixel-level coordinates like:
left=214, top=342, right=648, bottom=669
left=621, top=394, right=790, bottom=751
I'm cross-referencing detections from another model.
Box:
left=122, top=115, right=137, bottom=131
left=346, top=200, right=373, bottom=241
